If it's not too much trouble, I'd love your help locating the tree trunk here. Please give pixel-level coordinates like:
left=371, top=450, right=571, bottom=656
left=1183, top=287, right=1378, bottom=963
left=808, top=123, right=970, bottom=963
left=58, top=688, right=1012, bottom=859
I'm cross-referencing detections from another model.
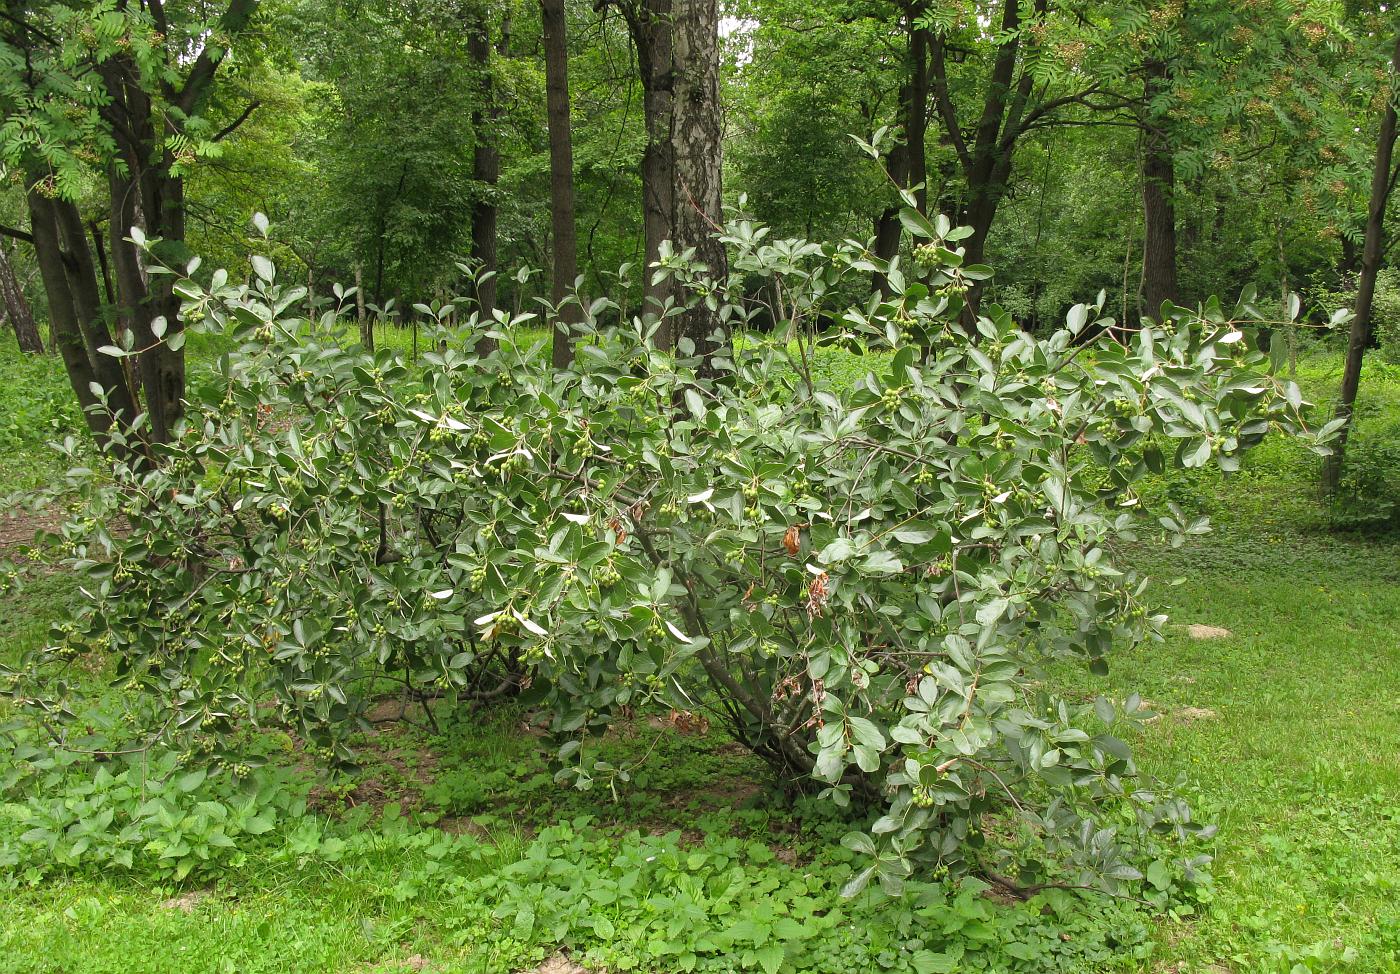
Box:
left=635, top=0, right=677, bottom=333
left=872, top=13, right=930, bottom=297
left=107, top=161, right=186, bottom=446
left=0, top=241, right=41, bottom=353
left=355, top=264, right=372, bottom=350
left=1338, top=234, right=1361, bottom=281
left=26, top=188, right=139, bottom=455
left=469, top=6, right=510, bottom=345
left=3, top=0, right=254, bottom=456
left=1322, top=32, right=1400, bottom=495
left=928, top=0, right=1033, bottom=322
left=1139, top=60, right=1178, bottom=321
left=541, top=0, right=581, bottom=370
left=669, top=0, right=728, bottom=375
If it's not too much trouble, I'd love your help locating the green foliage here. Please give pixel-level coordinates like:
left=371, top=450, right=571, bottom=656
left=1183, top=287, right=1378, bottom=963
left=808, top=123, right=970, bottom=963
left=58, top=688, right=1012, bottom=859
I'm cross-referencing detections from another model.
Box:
left=286, top=0, right=482, bottom=304
left=1326, top=428, right=1400, bottom=530
left=2, top=213, right=1339, bottom=900
left=1371, top=269, right=1400, bottom=365
left=0, top=338, right=80, bottom=493
left=0, top=0, right=253, bottom=198
left=445, top=821, right=1155, bottom=974
left=0, top=750, right=301, bottom=882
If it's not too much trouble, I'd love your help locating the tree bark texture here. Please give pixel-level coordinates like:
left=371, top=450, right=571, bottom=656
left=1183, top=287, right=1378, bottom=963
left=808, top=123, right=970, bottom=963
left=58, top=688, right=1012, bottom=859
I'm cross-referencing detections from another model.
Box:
left=0, top=240, right=41, bottom=353
left=1139, top=59, right=1178, bottom=321
left=669, top=0, right=728, bottom=374
left=541, top=0, right=581, bottom=369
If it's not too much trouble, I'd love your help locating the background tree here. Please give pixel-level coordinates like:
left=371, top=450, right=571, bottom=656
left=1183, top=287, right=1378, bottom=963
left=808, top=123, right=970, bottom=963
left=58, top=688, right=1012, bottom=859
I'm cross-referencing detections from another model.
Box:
left=542, top=0, right=581, bottom=368
left=0, top=238, right=39, bottom=353
left=469, top=1, right=512, bottom=325
left=0, top=0, right=260, bottom=451
left=1323, top=24, right=1400, bottom=493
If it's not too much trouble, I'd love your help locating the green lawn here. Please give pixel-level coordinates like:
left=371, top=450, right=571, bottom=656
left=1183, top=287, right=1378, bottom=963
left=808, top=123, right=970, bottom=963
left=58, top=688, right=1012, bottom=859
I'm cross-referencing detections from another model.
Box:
left=1059, top=532, right=1400, bottom=972
left=2, top=338, right=1398, bottom=973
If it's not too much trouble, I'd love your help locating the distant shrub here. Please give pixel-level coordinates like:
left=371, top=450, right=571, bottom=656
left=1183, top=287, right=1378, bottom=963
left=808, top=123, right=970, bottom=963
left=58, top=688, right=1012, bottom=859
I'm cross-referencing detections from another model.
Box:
left=1375, top=270, right=1400, bottom=365
left=1327, top=427, right=1400, bottom=531
left=0, top=342, right=81, bottom=456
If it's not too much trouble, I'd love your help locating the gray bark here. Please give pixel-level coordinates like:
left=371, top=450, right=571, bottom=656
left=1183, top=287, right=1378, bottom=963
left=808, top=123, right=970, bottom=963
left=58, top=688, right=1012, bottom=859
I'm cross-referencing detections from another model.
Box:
left=669, top=0, right=728, bottom=375
left=0, top=240, right=41, bottom=353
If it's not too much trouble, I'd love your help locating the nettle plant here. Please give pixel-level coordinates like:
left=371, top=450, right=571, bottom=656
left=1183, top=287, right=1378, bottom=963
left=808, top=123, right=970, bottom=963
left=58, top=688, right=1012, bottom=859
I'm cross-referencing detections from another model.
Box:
left=3, top=211, right=1338, bottom=895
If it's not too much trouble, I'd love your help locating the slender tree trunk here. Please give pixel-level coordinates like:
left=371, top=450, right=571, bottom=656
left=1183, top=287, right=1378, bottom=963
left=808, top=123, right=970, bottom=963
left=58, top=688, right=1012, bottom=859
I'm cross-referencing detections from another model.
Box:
left=469, top=6, right=510, bottom=343
left=929, top=0, right=1033, bottom=322
left=89, top=220, right=116, bottom=307
left=669, top=0, right=728, bottom=376
left=541, top=0, right=581, bottom=370
left=355, top=264, right=372, bottom=350
left=0, top=241, right=41, bottom=353
left=1322, top=33, right=1400, bottom=494
left=1139, top=61, right=1178, bottom=321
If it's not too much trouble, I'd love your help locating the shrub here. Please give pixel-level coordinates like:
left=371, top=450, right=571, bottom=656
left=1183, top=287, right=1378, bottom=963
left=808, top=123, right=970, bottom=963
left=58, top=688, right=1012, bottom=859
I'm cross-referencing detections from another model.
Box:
left=1373, top=269, right=1400, bottom=365
left=1326, top=428, right=1400, bottom=530
left=1, top=212, right=1338, bottom=896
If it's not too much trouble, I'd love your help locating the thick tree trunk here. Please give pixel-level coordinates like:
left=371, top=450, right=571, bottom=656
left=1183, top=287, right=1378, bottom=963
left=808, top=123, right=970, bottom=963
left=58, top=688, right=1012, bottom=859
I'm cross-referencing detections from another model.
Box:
left=26, top=189, right=139, bottom=454
left=669, top=0, right=728, bottom=375
left=4, top=0, right=254, bottom=456
left=1139, top=61, right=1178, bottom=321
left=0, top=241, right=41, bottom=353
left=107, top=163, right=185, bottom=446
left=541, top=0, right=581, bottom=370
left=1322, top=33, right=1400, bottom=495
left=469, top=7, right=510, bottom=344
left=635, top=0, right=677, bottom=332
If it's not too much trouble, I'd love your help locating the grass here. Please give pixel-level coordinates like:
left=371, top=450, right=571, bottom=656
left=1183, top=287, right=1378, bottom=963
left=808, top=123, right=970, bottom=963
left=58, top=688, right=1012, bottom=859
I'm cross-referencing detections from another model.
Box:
left=1, top=334, right=1398, bottom=972
left=1055, top=532, right=1400, bottom=971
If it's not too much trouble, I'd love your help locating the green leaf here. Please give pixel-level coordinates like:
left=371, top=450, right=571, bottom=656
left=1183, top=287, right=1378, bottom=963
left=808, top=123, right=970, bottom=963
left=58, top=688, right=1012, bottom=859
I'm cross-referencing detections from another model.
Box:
left=819, top=538, right=854, bottom=563
left=861, top=550, right=902, bottom=574
left=899, top=207, right=938, bottom=239
left=754, top=943, right=785, bottom=974
left=840, top=864, right=876, bottom=899
left=911, top=949, right=962, bottom=974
